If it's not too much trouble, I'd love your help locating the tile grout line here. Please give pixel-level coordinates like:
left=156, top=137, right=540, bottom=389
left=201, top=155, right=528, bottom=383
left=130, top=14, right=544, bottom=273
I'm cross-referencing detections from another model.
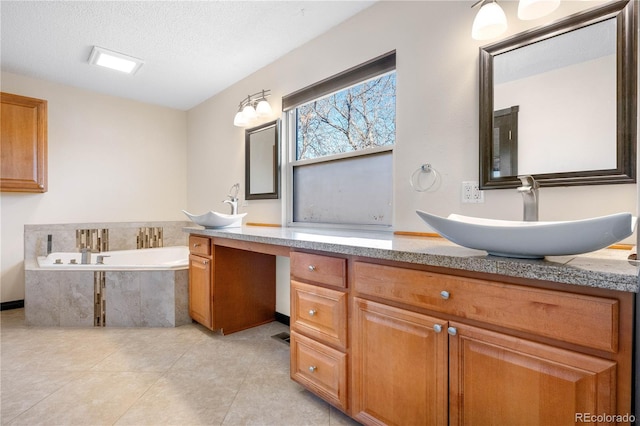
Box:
left=218, top=341, right=261, bottom=426
left=109, top=329, right=206, bottom=425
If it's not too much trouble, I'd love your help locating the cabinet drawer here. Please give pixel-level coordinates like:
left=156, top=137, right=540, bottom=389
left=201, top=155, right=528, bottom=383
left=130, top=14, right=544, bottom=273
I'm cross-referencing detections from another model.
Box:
left=291, top=280, right=347, bottom=349
left=290, top=331, right=347, bottom=411
left=189, top=235, right=211, bottom=257
left=354, top=261, right=619, bottom=353
left=291, top=252, right=346, bottom=288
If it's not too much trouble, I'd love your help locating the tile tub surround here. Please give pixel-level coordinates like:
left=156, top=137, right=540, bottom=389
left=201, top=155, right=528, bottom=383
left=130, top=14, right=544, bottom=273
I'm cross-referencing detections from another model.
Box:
left=25, top=270, right=95, bottom=327
left=184, top=225, right=639, bottom=292
left=105, top=270, right=190, bottom=327
left=0, top=309, right=359, bottom=426
left=24, top=221, right=192, bottom=328
left=24, top=221, right=191, bottom=265
left=25, top=269, right=190, bottom=327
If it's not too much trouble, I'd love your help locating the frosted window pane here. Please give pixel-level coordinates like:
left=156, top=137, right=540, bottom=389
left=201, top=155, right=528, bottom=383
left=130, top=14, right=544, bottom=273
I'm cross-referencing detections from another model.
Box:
left=293, top=152, right=392, bottom=226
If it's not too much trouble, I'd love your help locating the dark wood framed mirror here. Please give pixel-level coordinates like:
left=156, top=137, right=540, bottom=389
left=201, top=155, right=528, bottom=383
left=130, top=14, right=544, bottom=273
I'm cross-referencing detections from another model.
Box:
left=479, top=0, right=636, bottom=189
left=245, top=120, right=279, bottom=200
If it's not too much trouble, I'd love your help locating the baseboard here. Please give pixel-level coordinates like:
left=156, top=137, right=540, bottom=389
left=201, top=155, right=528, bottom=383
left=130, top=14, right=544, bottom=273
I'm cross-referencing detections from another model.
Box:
left=275, top=312, right=290, bottom=326
left=1, top=300, right=24, bottom=311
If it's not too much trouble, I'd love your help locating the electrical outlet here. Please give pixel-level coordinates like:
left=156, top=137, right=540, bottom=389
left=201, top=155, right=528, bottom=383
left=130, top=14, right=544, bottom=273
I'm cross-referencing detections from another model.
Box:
left=462, top=181, right=484, bottom=203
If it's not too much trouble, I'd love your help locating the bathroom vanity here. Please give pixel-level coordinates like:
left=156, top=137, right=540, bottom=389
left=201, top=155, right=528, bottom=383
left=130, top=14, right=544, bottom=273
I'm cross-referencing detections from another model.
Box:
left=185, top=225, right=637, bottom=425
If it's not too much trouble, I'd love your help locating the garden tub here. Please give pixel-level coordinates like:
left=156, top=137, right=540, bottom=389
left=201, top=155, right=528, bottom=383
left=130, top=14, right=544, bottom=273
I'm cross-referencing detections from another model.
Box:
left=27, top=246, right=190, bottom=327
left=36, top=246, right=189, bottom=271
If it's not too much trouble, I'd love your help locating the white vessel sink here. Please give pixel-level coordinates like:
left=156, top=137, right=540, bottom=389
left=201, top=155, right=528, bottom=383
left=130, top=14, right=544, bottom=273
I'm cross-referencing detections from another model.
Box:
left=182, top=210, right=247, bottom=228
left=416, top=210, right=637, bottom=259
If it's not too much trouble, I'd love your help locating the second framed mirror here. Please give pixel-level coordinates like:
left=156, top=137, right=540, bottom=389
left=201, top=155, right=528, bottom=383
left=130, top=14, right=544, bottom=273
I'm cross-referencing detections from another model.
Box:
left=245, top=120, right=280, bottom=200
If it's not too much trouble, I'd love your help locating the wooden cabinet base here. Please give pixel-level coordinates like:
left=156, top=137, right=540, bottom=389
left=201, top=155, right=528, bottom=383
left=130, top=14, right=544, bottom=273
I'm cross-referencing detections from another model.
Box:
left=188, top=237, right=276, bottom=334
left=189, top=253, right=212, bottom=329
left=449, top=322, right=617, bottom=425
left=290, top=331, right=348, bottom=412
left=351, top=298, right=448, bottom=426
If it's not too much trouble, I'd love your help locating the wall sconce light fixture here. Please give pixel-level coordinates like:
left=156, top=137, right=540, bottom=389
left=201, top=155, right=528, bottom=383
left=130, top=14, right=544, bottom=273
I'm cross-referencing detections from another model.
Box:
left=471, top=0, right=508, bottom=41
left=233, top=89, right=273, bottom=127
left=472, top=0, right=561, bottom=40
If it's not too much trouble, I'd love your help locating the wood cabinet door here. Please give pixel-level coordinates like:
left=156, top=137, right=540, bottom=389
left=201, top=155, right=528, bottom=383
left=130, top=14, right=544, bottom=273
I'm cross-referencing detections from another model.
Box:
left=1, top=92, right=47, bottom=192
left=352, top=298, right=448, bottom=426
left=449, top=322, right=617, bottom=426
left=188, top=254, right=212, bottom=330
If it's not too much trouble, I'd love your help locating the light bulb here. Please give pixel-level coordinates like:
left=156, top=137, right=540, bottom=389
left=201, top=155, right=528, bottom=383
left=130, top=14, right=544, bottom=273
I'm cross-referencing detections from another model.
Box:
left=518, top=0, right=560, bottom=20
left=243, top=104, right=257, bottom=121
left=256, top=99, right=272, bottom=118
left=234, top=110, right=248, bottom=127
left=472, top=1, right=508, bottom=41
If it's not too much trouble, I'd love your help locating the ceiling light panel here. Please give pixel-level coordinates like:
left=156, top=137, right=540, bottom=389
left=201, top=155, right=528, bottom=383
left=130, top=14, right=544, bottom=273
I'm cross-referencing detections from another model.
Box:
left=88, top=46, right=144, bottom=75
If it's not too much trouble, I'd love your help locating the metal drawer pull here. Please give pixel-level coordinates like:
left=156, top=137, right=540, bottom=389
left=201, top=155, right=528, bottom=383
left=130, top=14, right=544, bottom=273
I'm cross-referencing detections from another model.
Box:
left=202, top=260, right=209, bottom=265
left=193, top=243, right=201, bottom=248
left=440, top=290, right=450, bottom=300
left=433, top=324, right=443, bottom=333
left=308, top=309, right=317, bottom=316
left=308, top=265, right=316, bottom=272
left=447, top=327, right=457, bottom=336
left=309, top=365, right=317, bottom=373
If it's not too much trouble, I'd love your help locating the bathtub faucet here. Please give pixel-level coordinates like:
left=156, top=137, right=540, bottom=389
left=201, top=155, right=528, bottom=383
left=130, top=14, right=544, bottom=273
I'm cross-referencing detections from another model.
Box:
left=80, top=248, right=91, bottom=264
left=223, top=183, right=240, bottom=215
left=517, top=175, right=539, bottom=222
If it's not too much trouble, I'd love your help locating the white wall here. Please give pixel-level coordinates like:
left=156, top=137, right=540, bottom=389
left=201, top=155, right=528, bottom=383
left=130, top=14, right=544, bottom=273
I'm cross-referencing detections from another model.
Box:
left=1, top=72, right=187, bottom=303
left=187, top=0, right=636, bottom=230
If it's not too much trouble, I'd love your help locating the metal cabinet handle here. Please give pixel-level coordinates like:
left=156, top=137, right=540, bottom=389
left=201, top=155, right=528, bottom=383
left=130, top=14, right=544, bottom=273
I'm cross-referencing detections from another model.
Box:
left=308, top=265, right=316, bottom=272
left=309, top=366, right=317, bottom=373
left=202, top=260, right=209, bottom=265
left=440, top=290, right=450, bottom=300
left=193, top=243, right=201, bottom=248
left=433, top=324, right=443, bottom=333
left=447, top=327, right=457, bottom=336
left=308, top=309, right=317, bottom=316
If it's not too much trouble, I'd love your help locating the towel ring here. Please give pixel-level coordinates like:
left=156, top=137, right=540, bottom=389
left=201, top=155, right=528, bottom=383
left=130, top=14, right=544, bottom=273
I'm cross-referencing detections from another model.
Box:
left=410, top=163, right=439, bottom=192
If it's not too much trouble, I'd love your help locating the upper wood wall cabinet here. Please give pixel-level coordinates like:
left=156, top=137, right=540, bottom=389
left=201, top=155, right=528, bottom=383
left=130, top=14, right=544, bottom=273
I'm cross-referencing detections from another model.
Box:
left=1, top=92, right=48, bottom=192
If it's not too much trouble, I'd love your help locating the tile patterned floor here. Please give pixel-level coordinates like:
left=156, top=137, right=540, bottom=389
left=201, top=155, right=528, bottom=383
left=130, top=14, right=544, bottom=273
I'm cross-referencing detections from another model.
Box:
left=0, top=309, right=360, bottom=426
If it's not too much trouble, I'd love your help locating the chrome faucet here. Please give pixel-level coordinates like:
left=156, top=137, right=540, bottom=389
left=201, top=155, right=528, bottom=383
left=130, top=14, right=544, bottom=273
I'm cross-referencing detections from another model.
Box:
left=223, top=183, right=240, bottom=215
left=517, top=175, right=539, bottom=221
left=80, top=248, right=91, bottom=264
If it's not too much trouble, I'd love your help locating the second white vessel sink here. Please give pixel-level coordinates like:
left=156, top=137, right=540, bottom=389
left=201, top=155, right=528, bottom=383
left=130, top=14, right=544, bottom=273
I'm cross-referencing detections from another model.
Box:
left=416, top=210, right=636, bottom=259
left=183, top=210, right=247, bottom=228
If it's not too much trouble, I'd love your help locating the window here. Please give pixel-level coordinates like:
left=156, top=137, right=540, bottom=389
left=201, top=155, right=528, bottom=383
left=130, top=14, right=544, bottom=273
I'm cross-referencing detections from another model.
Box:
left=283, top=52, right=396, bottom=228
left=295, top=73, right=396, bottom=160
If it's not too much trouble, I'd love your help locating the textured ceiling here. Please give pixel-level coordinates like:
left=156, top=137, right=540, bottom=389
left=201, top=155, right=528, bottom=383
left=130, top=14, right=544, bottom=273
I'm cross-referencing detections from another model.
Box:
left=1, top=1, right=375, bottom=110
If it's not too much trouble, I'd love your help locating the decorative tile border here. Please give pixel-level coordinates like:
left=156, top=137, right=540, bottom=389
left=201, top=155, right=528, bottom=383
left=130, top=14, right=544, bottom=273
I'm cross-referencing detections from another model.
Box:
left=94, top=272, right=105, bottom=326
left=137, top=227, right=163, bottom=249
left=24, top=221, right=191, bottom=264
left=76, top=229, right=109, bottom=252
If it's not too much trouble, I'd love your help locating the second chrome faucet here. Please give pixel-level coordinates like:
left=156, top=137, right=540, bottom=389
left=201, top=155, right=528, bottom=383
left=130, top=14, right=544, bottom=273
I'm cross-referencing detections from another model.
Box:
left=223, top=183, right=240, bottom=215
left=517, top=175, right=539, bottom=221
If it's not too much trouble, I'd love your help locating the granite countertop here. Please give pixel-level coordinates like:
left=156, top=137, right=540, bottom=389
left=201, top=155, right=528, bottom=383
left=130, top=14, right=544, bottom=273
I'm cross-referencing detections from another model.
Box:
left=184, top=225, right=639, bottom=293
